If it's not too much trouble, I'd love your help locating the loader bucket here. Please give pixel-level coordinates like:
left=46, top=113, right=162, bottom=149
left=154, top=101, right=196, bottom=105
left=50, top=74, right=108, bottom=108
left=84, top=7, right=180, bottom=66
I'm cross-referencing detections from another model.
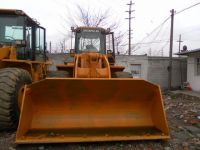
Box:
left=16, top=78, right=169, bottom=144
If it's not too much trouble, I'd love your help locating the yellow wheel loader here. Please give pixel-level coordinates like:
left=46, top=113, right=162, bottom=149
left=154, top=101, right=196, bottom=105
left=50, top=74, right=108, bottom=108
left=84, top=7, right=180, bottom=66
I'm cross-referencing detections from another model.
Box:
left=0, top=9, right=48, bottom=130
left=16, top=27, right=169, bottom=144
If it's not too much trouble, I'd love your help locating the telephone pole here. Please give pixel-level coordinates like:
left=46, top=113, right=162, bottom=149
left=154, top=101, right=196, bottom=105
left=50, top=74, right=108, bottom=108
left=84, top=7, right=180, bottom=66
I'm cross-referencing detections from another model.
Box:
left=49, top=41, right=52, bottom=53
left=63, top=39, right=65, bottom=53
left=177, top=34, right=183, bottom=88
left=177, top=34, right=183, bottom=53
left=125, top=0, right=135, bottom=55
left=168, top=9, right=175, bottom=90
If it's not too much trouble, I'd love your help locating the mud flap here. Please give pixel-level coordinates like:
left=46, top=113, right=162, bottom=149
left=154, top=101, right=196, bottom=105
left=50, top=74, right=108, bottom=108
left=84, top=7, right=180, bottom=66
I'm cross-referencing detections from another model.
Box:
left=16, top=78, right=169, bottom=144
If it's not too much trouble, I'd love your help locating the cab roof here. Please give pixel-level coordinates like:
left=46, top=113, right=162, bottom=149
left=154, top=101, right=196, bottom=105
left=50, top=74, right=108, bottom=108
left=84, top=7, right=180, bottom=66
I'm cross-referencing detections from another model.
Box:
left=0, top=8, right=40, bottom=26
left=74, top=26, right=109, bottom=33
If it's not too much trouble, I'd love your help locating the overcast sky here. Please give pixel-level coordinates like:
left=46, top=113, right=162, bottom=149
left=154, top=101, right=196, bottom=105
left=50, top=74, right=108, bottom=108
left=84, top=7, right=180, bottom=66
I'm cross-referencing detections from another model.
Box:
left=1, top=0, right=200, bottom=55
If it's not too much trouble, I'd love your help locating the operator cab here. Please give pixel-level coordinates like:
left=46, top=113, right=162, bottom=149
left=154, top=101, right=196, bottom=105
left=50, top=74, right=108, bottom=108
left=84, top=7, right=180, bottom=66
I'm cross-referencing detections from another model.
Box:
left=73, top=27, right=115, bottom=56
left=0, top=9, right=46, bottom=61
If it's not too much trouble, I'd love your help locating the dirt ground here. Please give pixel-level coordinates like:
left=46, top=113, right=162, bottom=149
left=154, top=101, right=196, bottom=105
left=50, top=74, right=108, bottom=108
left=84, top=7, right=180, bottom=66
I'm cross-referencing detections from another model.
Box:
left=0, top=92, right=200, bottom=150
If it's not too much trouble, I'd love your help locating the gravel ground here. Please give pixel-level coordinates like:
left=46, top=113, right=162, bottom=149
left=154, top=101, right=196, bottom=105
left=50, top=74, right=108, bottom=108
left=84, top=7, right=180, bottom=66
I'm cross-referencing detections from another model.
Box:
left=0, top=92, right=200, bottom=150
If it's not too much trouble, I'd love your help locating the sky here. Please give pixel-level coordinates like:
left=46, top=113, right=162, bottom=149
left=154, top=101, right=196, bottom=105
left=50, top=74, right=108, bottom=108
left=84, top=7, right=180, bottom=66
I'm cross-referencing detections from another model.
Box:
left=1, top=0, right=200, bottom=56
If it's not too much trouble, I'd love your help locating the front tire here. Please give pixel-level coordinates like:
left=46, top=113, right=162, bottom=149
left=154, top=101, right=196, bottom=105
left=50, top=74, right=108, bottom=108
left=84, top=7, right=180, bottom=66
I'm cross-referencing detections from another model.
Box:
left=0, top=68, right=32, bottom=130
left=112, top=71, right=132, bottom=78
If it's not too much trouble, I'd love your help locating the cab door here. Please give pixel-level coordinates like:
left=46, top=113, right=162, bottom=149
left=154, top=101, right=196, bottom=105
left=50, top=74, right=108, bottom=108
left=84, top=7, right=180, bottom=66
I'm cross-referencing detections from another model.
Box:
left=35, top=26, right=46, bottom=61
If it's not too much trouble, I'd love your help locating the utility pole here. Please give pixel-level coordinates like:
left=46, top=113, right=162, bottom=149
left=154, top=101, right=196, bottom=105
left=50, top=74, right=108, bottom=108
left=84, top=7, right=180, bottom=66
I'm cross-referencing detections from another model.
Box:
left=125, top=0, right=135, bottom=55
left=177, top=34, right=183, bottom=53
left=63, top=39, right=65, bottom=53
left=49, top=41, right=52, bottom=54
left=116, top=42, right=119, bottom=55
left=148, top=48, right=151, bottom=56
left=108, top=34, right=111, bottom=50
left=71, top=31, right=73, bottom=49
left=161, top=48, right=164, bottom=57
left=177, top=34, right=183, bottom=88
left=168, top=9, right=175, bottom=90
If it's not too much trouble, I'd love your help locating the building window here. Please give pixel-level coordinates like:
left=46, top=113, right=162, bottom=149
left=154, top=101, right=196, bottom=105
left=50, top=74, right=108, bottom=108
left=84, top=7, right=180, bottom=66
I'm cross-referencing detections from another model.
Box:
left=197, top=58, right=200, bottom=75
left=130, top=64, right=141, bottom=78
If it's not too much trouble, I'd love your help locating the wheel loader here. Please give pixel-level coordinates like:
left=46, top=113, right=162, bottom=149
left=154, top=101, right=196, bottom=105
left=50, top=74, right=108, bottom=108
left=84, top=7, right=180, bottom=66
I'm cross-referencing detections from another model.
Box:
left=15, top=26, right=169, bottom=144
left=0, top=9, right=48, bottom=130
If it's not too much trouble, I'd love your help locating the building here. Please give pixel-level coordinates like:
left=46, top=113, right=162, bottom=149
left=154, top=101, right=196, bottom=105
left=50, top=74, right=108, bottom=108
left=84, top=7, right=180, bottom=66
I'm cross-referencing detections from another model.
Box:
left=116, top=55, right=187, bottom=90
left=176, top=48, right=200, bottom=92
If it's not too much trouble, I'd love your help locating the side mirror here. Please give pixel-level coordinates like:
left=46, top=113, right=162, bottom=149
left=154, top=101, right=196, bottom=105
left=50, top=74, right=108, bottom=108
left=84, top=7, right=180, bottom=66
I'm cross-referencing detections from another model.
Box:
left=70, top=49, right=75, bottom=57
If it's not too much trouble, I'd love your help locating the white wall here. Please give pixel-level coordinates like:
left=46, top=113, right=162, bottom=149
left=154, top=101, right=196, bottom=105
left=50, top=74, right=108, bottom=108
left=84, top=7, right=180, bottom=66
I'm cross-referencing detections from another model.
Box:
left=147, top=57, right=187, bottom=90
left=115, top=55, right=148, bottom=80
left=116, top=55, right=187, bottom=90
left=187, top=56, right=200, bottom=91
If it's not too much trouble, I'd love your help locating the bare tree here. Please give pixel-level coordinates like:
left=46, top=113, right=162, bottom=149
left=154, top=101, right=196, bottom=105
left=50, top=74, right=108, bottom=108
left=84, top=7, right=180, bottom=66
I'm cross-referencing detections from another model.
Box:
left=65, top=5, right=119, bottom=31
left=59, top=4, right=127, bottom=53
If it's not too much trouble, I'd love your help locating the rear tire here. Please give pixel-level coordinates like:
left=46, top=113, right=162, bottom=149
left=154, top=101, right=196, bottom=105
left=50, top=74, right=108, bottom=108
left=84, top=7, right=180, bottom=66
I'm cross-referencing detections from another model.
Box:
left=0, top=68, right=32, bottom=130
left=112, top=71, right=132, bottom=78
left=47, top=70, right=70, bottom=77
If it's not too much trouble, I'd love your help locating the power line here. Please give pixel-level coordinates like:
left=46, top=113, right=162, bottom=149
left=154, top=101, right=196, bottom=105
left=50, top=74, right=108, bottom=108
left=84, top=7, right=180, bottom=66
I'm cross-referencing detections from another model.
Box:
left=147, top=2, right=200, bottom=37
left=159, top=40, right=170, bottom=53
left=134, top=2, right=200, bottom=48
left=176, top=2, right=200, bottom=15
left=132, top=16, right=170, bottom=51
left=128, top=1, right=200, bottom=56
left=117, top=40, right=169, bottom=46
left=139, top=16, right=170, bottom=42
left=144, top=21, right=167, bottom=52
left=135, top=41, right=169, bottom=44
left=151, top=24, right=165, bottom=42
left=134, top=2, right=200, bottom=54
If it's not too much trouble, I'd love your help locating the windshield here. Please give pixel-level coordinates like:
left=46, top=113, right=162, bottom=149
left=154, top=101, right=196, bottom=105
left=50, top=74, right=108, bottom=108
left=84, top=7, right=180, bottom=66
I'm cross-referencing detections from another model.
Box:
left=0, top=15, right=24, bottom=43
left=76, top=29, right=105, bottom=53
